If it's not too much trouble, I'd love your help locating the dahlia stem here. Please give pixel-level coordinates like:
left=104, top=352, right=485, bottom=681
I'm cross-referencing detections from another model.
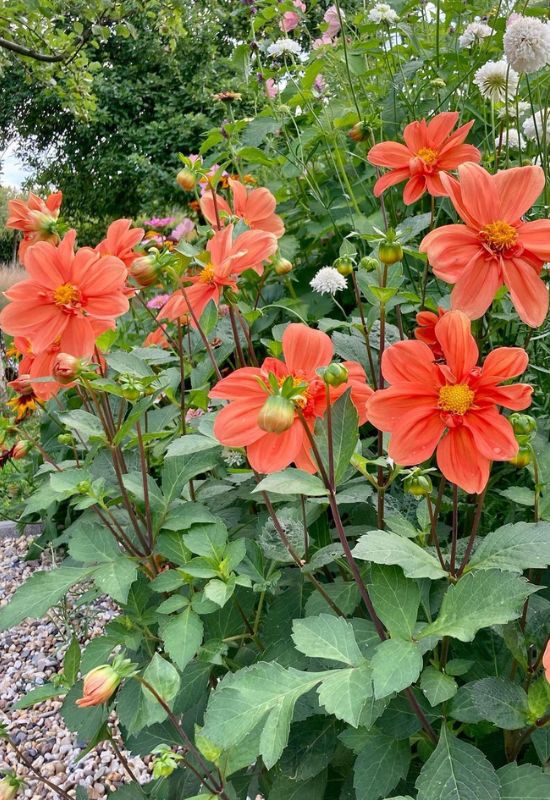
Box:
left=177, top=321, right=187, bottom=436
left=180, top=287, right=223, bottom=381
left=228, top=304, right=246, bottom=368
left=426, top=495, right=446, bottom=570
left=456, top=488, right=487, bottom=578
left=449, top=484, right=459, bottom=576
left=351, top=271, right=377, bottom=387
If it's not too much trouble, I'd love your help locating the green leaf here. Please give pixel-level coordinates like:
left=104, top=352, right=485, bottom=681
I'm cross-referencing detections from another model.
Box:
left=353, top=729, right=410, bottom=800
left=305, top=578, right=360, bottom=617
left=204, top=578, right=235, bottom=607
left=253, top=469, right=328, bottom=497
left=467, top=522, right=550, bottom=573
left=162, top=449, right=220, bottom=503
left=416, top=727, right=500, bottom=800
left=68, top=524, right=121, bottom=563
left=280, top=717, right=337, bottom=780
left=0, top=566, right=96, bottom=629
left=371, top=640, right=423, bottom=699
left=61, top=684, right=107, bottom=743
left=165, top=434, right=219, bottom=456
left=159, top=607, right=203, bottom=670
left=141, top=655, right=180, bottom=726
left=183, top=521, right=228, bottom=560
left=498, top=763, right=550, bottom=799
left=14, top=683, right=66, bottom=709
left=369, top=565, right=419, bottom=640
left=314, top=389, right=358, bottom=485
left=353, top=530, right=447, bottom=580
left=268, top=771, right=328, bottom=800
left=420, top=667, right=457, bottom=707
left=81, top=636, right=118, bottom=672
left=498, top=487, right=536, bottom=506
left=60, top=410, right=104, bottom=438
left=94, top=559, right=137, bottom=604
left=418, top=570, right=538, bottom=642
left=63, top=637, right=81, bottom=685
left=317, top=664, right=373, bottom=726
left=107, top=350, right=154, bottom=377
left=292, top=615, right=364, bottom=666
left=450, top=678, right=529, bottom=730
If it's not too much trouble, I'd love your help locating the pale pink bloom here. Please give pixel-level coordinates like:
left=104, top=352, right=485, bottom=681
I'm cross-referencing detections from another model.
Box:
left=313, top=33, right=334, bottom=48
left=280, top=11, right=300, bottom=31
left=147, top=293, right=172, bottom=310
left=324, top=5, right=342, bottom=37
left=265, top=78, right=279, bottom=98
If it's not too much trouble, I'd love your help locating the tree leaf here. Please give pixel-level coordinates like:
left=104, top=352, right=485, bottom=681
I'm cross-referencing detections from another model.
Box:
left=420, top=667, right=457, bottom=707
left=418, top=570, right=538, bottom=643
left=183, top=521, right=228, bottom=560
left=467, top=522, right=550, bottom=573
left=353, top=530, right=447, bottom=580
left=416, top=727, right=500, bottom=800
left=369, top=564, right=420, bottom=640
left=253, top=469, right=328, bottom=497
left=159, top=607, right=204, bottom=671
left=498, top=763, right=550, bottom=799
left=353, top=729, right=410, bottom=800
left=292, top=615, right=365, bottom=666
left=371, top=640, right=423, bottom=699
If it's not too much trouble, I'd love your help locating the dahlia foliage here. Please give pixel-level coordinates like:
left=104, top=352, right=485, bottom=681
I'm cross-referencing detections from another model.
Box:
left=2, top=3, right=550, bottom=799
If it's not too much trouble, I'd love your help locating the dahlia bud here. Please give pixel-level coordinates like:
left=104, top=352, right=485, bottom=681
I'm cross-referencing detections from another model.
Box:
left=0, top=775, right=22, bottom=800
left=176, top=168, right=197, bottom=191
left=76, top=664, right=121, bottom=708
left=333, top=256, right=354, bottom=276
left=359, top=256, right=379, bottom=271
left=57, top=433, right=74, bottom=446
left=349, top=121, right=369, bottom=142
left=52, top=353, right=81, bottom=385
left=322, top=363, right=349, bottom=387
left=273, top=256, right=293, bottom=275
left=509, top=413, right=537, bottom=437
left=509, top=445, right=532, bottom=468
left=404, top=472, right=433, bottom=497
left=11, top=441, right=31, bottom=460
left=130, top=255, right=160, bottom=287
left=7, top=375, right=33, bottom=396
left=257, top=395, right=295, bottom=433
left=378, top=239, right=403, bottom=265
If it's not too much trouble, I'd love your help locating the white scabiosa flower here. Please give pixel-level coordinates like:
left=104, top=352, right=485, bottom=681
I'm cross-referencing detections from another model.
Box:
left=458, top=21, right=493, bottom=48
left=368, top=3, right=399, bottom=24
left=310, top=267, right=347, bottom=296
left=498, top=101, right=531, bottom=120
left=522, top=110, right=550, bottom=141
left=504, top=15, right=550, bottom=74
left=473, top=59, right=519, bottom=103
left=222, top=448, right=245, bottom=467
left=495, top=129, right=524, bottom=149
left=267, top=38, right=303, bottom=58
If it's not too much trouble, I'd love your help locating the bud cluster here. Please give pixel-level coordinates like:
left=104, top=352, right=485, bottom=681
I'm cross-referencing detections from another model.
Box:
left=508, top=413, right=537, bottom=468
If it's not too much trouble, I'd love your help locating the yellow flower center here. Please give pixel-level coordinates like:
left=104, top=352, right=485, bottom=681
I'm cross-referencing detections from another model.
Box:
left=198, top=263, right=216, bottom=283
left=416, top=147, right=438, bottom=165
left=438, top=384, right=475, bottom=415
left=480, top=220, right=518, bottom=252
left=53, top=283, right=80, bottom=306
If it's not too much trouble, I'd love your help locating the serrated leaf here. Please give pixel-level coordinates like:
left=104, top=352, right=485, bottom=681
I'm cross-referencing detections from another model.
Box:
left=165, top=434, right=220, bottom=457
left=260, top=694, right=296, bottom=769
left=183, top=521, right=227, bottom=560
left=416, top=727, right=500, bottom=800
left=253, top=469, right=328, bottom=497
left=420, top=667, right=457, bottom=707
left=418, top=570, right=538, bottom=643
left=141, top=654, right=180, bottom=726
left=317, top=664, right=373, bottom=726
left=467, top=522, right=550, bottom=573
left=162, top=450, right=220, bottom=503
left=159, top=607, right=203, bottom=670
left=353, top=530, right=447, bottom=580
left=68, top=524, right=122, bottom=563
left=292, top=615, right=364, bottom=666
left=498, top=763, right=550, bottom=799
left=449, top=678, right=528, bottom=730
left=371, top=639, right=423, bottom=699
left=63, top=637, right=81, bottom=685
left=353, top=730, right=410, bottom=800
left=94, top=558, right=137, bottom=604
left=314, top=389, right=358, bottom=485
left=369, top=565, right=419, bottom=640
left=14, top=683, right=66, bottom=709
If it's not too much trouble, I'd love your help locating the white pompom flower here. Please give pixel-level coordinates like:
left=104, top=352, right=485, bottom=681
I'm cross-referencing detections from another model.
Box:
left=458, top=21, right=493, bottom=48
left=310, top=267, right=347, bottom=296
left=368, top=3, right=399, bottom=24
left=473, top=60, right=519, bottom=103
left=267, top=38, right=303, bottom=58
left=504, top=15, right=550, bottom=74
left=522, top=110, right=550, bottom=141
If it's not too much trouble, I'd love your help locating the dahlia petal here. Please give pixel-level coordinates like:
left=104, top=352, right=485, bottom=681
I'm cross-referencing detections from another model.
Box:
left=84, top=295, right=130, bottom=319
left=476, top=383, right=533, bottom=411
left=439, top=173, right=478, bottom=229
left=463, top=408, right=518, bottom=462
left=231, top=229, right=278, bottom=273
left=403, top=120, right=426, bottom=153
left=403, top=175, right=427, bottom=204
left=424, top=173, right=447, bottom=197
left=426, top=111, right=459, bottom=147
left=387, top=408, right=444, bottom=465
left=501, top=257, right=548, bottom=328
left=209, top=367, right=266, bottom=400
left=450, top=253, right=502, bottom=320
left=282, top=323, right=333, bottom=377
left=79, top=256, right=127, bottom=294
left=381, top=340, right=436, bottom=385
left=251, top=213, right=285, bottom=238
left=494, top=166, right=545, bottom=223
left=294, top=442, right=318, bottom=474
left=439, top=119, right=475, bottom=150
left=208, top=224, right=234, bottom=267
left=420, top=225, right=481, bottom=281
left=479, top=347, right=529, bottom=384
left=517, top=219, right=550, bottom=261
left=454, top=163, right=499, bottom=226
left=212, top=398, right=266, bottom=447
left=59, top=317, right=98, bottom=358
left=241, top=185, right=277, bottom=221
left=373, top=168, right=411, bottom=196
left=367, top=386, right=438, bottom=431
left=367, top=142, right=411, bottom=168
left=28, top=313, right=70, bottom=353
left=184, top=283, right=220, bottom=324
left=246, top=421, right=304, bottom=473
left=45, top=191, right=63, bottom=212
left=434, top=311, right=479, bottom=380
left=199, top=193, right=232, bottom=229
left=436, top=426, right=490, bottom=494
left=23, top=242, right=65, bottom=288
left=437, top=144, right=481, bottom=170
left=342, top=361, right=373, bottom=424
left=0, top=301, right=62, bottom=335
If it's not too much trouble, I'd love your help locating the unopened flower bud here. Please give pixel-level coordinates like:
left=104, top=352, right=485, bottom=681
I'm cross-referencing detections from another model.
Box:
left=509, top=445, right=532, bottom=468
left=273, top=257, right=293, bottom=275
left=378, top=240, right=403, bottom=265
left=7, top=375, right=33, bottom=396
left=176, top=168, right=197, bottom=191
left=76, top=665, right=121, bottom=708
left=130, top=256, right=160, bottom=287
left=349, top=121, right=369, bottom=142
left=0, top=775, right=23, bottom=800
left=323, top=363, right=349, bottom=387
left=404, top=472, right=433, bottom=497
left=57, top=433, right=74, bottom=446
left=257, top=395, right=295, bottom=433
left=333, top=256, right=354, bottom=276
left=359, top=256, right=379, bottom=271
left=11, top=441, right=30, bottom=460
left=53, top=353, right=81, bottom=385
left=509, top=413, right=537, bottom=437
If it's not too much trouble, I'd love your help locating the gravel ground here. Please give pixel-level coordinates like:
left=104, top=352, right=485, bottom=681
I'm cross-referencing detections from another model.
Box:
left=0, top=534, right=150, bottom=799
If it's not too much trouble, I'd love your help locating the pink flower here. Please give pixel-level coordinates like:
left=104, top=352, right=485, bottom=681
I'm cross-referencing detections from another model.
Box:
left=280, top=11, right=300, bottom=31
left=265, top=78, right=279, bottom=98
left=170, top=219, right=195, bottom=241
left=324, top=5, right=342, bottom=37
left=313, top=74, right=326, bottom=95
left=147, top=293, right=172, bottom=310
left=313, top=33, right=335, bottom=48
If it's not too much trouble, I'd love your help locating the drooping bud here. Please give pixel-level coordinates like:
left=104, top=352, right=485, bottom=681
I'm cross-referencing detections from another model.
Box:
left=257, top=395, right=295, bottom=433
left=333, top=256, right=354, bottom=276
left=52, top=353, right=81, bottom=385
left=509, top=445, right=532, bottom=468
left=273, top=256, right=293, bottom=275
left=76, top=664, right=121, bottom=708
left=358, top=256, right=379, bottom=271
left=11, top=441, right=31, bottom=460
left=0, top=774, right=23, bottom=800
left=130, top=255, right=160, bottom=287
left=404, top=472, right=433, bottom=497
left=322, top=363, right=349, bottom=387
left=7, top=375, right=33, bottom=396
left=349, top=121, right=369, bottom=142
left=509, top=413, right=537, bottom=437
left=176, top=168, right=197, bottom=191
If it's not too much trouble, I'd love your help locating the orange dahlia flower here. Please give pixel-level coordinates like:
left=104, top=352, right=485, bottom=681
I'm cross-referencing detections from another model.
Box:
left=95, top=218, right=145, bottom=269
left=367, top=311, right=532, bottom=494
left=209, top=323, right=372, bottom=474
left=420, top=163, right=550, bottom=328
left=7, top=191, right=63, bottom=262
left=200, top=179, right=285, bottom=237
left=159, top=224, right=277, bottom=326
left=0, top=231, right=128, bottom=357
left=414, top=307, right=447, bottom=359
left=367, top=112, right=480, bottom=204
